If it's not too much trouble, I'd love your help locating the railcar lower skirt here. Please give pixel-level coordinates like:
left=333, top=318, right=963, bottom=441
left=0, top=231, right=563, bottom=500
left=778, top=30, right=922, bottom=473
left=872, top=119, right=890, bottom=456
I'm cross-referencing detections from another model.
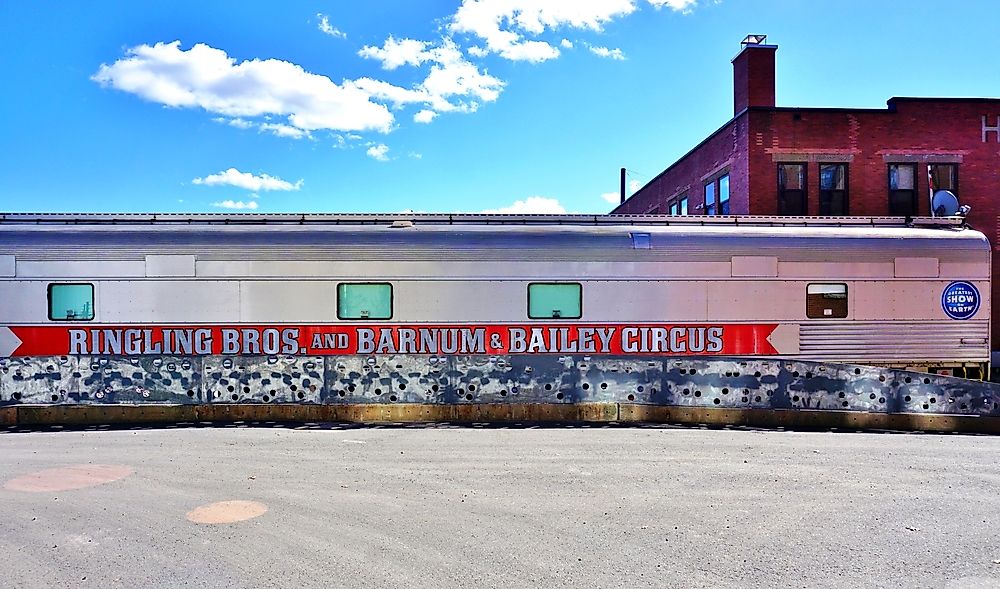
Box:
left=1, top=355, right=999, bottom=432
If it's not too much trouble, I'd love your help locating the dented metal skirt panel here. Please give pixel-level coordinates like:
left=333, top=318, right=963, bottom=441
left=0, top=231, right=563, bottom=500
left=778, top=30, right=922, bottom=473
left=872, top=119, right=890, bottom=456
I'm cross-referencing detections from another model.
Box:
left=2, top=355, right=999, bottom=431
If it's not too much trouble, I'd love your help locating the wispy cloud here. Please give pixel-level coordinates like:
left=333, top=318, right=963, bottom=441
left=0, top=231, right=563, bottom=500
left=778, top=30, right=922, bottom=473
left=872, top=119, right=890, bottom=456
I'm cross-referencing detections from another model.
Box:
left=212, top=200, right=259, bottom=210
left=366, top=144, right=390, bottom=161
left=449, top=0, right=692, bottom=63
left=356, top=37, right=504, bottom=115
left=648, top=0, right=698, bottom=14
left=480, top=196, right=567, bottom=214
left=213, top=117, right=311, bottom=139
left=258, top=122, right=310, bottom=139
left=192, top=168, right=303, bottom=191
left=317, top=14, right=347, bottom=38
left=589, top=45, right=625, bottom=60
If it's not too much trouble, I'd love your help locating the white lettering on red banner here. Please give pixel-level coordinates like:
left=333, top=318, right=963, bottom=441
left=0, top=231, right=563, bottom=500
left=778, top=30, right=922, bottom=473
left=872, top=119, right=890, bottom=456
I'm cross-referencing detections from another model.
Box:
left=1, top=323, right=791, bottom=357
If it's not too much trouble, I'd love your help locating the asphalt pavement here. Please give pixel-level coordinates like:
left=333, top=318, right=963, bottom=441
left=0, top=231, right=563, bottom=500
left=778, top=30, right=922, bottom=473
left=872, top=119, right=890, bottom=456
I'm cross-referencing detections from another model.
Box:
left=1, top=422, right=999, bottom=588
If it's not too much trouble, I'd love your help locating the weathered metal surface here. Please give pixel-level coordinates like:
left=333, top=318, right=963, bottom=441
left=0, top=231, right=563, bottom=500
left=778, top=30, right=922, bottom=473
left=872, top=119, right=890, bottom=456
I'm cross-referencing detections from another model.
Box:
left=4, top=355, right=1000, bottom=431
left=204, top=355, right=323, bottom=404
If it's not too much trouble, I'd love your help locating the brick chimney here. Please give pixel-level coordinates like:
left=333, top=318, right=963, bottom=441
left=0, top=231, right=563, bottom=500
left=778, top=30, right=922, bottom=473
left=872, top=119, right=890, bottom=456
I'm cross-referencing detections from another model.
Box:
left=732, top=34, right=776, bottom=115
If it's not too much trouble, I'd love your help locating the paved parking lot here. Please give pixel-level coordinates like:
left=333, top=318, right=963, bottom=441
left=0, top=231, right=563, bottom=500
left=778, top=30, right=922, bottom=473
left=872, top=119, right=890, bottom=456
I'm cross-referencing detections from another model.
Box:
left=1, top=422, right=999, bottom=588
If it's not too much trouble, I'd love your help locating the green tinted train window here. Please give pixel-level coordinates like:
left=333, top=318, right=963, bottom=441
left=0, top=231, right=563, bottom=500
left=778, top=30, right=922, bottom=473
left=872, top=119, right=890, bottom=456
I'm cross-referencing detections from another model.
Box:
left=48, top=283, right=95, bottom=321
left=337, top=283, right=392, bottom=320
left=528, top=283, right=582, bottom=319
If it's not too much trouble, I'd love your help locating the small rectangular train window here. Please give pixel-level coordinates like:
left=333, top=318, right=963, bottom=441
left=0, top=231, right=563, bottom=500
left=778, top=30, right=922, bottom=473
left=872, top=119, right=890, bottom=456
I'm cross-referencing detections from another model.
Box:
left=806, top=283, right=848, bottom=319
left=337, top=283, right=392, bottom=320
left=48, top=283, right=95, bottom=321
left=528, top=283, right=582, bottom=319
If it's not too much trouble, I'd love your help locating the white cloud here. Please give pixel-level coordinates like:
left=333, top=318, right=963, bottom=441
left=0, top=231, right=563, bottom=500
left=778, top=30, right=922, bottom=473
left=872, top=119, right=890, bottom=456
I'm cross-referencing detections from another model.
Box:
left=467, top=46, right=489, bottom=57
left=212, top=200, right=259, bottom=210
left=317, top=14, right=347, bottom=38
left=449, top=1, right=695, bottom=61
left=589, top=45, right=625, bottom=60
left=358, top=36, right=433, bottom=70
left=408, top=152, right=423, bottom=159
left=449, top=0, right=634, bottom=62
left=602, top=180, right=641, bottom=203
left=213, top=117, right=254, bottom=129
left=92, top=41, right=393, bottom=134
left=413, top=109, right=438, bottom=123
left=481, top=196, right=567, bottom=214
left=357, top=37, right=504, bottom=115
left=258, top=122, right=310, bottom=139
left=192, top=168, right=303, bottom=191
left=367, top=144, right=390, bottom=161
left=212, top=117, right=311, bottom=139
left=647, top=0, right=698, bottom=13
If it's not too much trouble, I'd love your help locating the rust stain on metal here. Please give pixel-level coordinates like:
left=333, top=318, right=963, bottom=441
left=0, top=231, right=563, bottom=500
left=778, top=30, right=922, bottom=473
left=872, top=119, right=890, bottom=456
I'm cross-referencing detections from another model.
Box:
left=186, top=500, right=268, bottom=524
left=4, top=464, right=134, bottom=493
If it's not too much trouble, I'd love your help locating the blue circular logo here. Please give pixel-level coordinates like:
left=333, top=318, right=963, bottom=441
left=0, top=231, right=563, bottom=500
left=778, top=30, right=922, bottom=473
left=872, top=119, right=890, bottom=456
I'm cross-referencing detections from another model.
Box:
left=942, top=281, right=980, bottom=320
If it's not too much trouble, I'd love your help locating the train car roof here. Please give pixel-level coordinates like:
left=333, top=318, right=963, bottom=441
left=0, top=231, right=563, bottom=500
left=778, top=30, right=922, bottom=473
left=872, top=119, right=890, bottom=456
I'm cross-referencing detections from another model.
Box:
left=0, top=213, right=988, bottom=264
left=0, top=212, right=975, bottom=229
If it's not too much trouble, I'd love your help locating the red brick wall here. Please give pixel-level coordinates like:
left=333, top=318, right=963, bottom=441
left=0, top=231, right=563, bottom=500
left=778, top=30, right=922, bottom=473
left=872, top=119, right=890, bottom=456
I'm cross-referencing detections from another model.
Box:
left=747, top=100, right=1000, bottom=222
left=733, top=46, right=776, bottom=115
left=613, top=115, right=750, bottom=215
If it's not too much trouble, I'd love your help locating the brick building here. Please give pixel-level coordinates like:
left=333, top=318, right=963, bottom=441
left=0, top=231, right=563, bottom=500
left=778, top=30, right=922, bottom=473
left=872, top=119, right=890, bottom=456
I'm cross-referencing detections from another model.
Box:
left=613, top=35, right=1000, bottom=348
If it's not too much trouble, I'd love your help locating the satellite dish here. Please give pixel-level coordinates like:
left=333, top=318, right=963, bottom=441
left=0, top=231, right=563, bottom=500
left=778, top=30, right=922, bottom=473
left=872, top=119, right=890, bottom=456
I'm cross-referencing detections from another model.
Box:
left=932, top=190, right=960, bottom=216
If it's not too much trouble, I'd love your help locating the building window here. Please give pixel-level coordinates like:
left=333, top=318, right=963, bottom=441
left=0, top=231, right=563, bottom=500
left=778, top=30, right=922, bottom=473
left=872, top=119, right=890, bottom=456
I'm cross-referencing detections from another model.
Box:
left=679, top=196, right=688, bottom=216
left=929, top=164, right=958, bottom=196
left=704, top=181, right=716, bottom=216
left=806, top=283, right=848, bottom=319
left=337, top=283, right=392, bottom=320
left=819, top=164, right=848, bottom=215
left=718, top=174, right=730, bottom=215
left=669, top=202, right=678, bottom=215
left=888, top=164, right=917, bottom=216
left=778, top=163, right=807, bottom=215
left=48, top=283, right=95, bottom=321
left=528, top=283, right=582, bottom=319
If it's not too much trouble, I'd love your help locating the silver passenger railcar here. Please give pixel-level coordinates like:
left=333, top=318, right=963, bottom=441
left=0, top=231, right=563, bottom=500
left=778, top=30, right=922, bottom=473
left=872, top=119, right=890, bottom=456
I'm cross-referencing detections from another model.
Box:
left=0, top=213, right=989, bottom=380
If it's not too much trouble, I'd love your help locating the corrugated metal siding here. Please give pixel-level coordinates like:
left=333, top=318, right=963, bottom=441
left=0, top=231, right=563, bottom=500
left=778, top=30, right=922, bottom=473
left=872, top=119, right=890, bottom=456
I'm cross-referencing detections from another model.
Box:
left=799, top=321, right=990, bottom=362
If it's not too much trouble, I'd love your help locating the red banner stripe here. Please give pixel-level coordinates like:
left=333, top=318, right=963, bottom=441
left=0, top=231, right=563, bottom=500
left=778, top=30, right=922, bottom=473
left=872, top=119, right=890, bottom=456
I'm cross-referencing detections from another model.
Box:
left=5, top=324, right=782, bottom=357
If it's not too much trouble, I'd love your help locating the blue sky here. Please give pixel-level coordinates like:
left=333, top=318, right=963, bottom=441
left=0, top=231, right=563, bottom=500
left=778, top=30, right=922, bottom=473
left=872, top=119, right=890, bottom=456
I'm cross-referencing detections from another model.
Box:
left=2, top=0, right=999, bottom=214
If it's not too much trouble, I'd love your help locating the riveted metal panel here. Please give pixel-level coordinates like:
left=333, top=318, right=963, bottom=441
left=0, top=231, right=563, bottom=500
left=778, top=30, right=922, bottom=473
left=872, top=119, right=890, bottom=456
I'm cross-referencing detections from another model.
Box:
left=203, top=356, right=324, bottom=403
left=93, top=356, right=202, bottom=403
left=0, top=356, right=77, bottom=403
left=3, top=354, right=1000, bottom=433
